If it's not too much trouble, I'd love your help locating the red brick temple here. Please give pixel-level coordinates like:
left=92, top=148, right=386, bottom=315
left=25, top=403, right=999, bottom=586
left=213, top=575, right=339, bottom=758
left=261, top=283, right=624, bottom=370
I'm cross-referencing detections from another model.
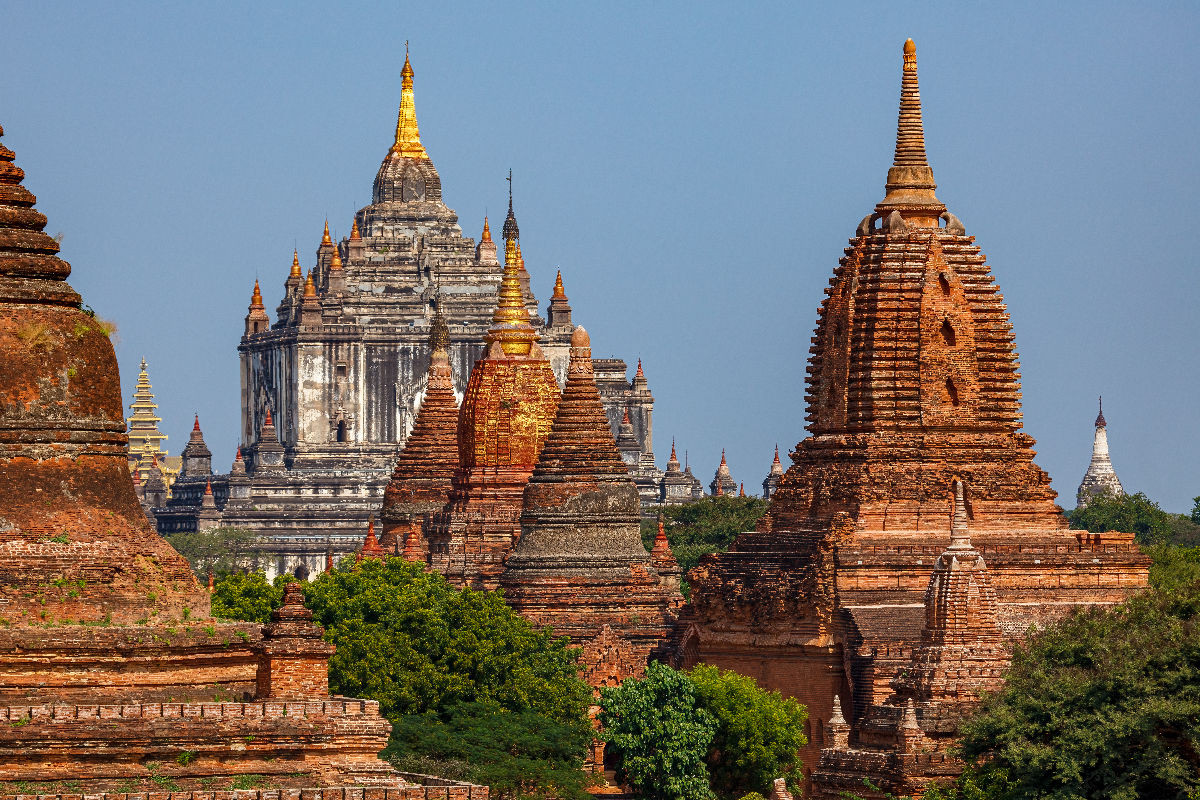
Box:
left=677, top=40, right=1149, bottom=794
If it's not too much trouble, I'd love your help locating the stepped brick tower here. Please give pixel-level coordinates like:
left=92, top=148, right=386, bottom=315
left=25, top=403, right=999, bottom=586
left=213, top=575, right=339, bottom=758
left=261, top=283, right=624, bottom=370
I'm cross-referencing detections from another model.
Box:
left=763, top=445, right=785, bottom=499
left=380, top=307, right=460, bottom=560
left=156, top=54, right=661, bottom=577
left=1076, top=397, right=1124, bottom=507
left=424, top=206, right=561, bottom=589
left=124, top=358, right=181, bottom=488
left=500, top=326, right=682, bottom=681
left=677, top=40, right=1149, bottom=787
left=709, top=449, right=736, bottom=496
left=0, top=121, right=457, bottom=791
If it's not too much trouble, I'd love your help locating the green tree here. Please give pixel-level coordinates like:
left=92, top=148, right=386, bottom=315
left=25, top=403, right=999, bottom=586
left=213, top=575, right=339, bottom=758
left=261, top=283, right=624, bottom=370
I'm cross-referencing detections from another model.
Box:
left=165, top=526, right=259, bottom=577
left=689, top=664, right=807, bottom=799
left=211, top=570, right=286, bottom=623
left=386, top=701, right=593, bottom=800
left=1068, top=491, right=1200, bottom=547
left=642, top=496, right=771, bottom=579
left=600, top=661, right=718, bottom=800
left=956, top=555, right=1200, bottom=800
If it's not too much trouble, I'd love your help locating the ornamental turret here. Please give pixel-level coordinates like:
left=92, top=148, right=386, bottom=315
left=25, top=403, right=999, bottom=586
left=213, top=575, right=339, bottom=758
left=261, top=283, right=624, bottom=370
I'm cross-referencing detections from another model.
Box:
left=547, top=269, right=572, bottom=328
left=245, top=278, right=269, bottom=335
left=1076, top=397, right=1124, bottom=508
left=372, top=51, right=443, bottom=206
left=709, top=449, right=736, bottom=497
left=180, top=414, right=213, bottom=477
left=476, top=216, right=499, bottom=266
left=762, top=445, right=784, bottom=499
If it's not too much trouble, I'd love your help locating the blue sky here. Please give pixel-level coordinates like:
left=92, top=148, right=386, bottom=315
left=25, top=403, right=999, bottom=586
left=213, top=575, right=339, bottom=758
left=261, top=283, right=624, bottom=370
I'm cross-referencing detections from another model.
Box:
left=3, top=1, right=1199, bottom=511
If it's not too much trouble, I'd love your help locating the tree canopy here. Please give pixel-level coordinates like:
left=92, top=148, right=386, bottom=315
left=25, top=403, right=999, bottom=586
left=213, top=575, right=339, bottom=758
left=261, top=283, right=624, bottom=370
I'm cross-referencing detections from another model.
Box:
left=1067, top=491, right=1200, bottom=546
left=641, top=496, right=770, bottom=580
left=211, top=557, right=594, bottom=799
left=599, top=662, right=807, bottom=800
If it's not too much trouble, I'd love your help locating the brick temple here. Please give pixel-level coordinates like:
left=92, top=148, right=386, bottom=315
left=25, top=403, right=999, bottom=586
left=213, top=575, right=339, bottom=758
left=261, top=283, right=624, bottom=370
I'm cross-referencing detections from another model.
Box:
left=149, top=53, right=670, bottom=577
left=0, top=119, right=482, bottom=795
left=676, top=40, right=1150, bottom=795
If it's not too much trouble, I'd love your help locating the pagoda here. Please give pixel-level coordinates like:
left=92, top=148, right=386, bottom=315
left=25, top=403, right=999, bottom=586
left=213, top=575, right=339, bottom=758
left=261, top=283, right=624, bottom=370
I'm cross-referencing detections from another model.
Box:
left=1076, top=397, right=1124, bottom=507
left=0, top=120, right=450, bottom=790
left=154, top=53, right=662, bottom=578
left=500, top=326, right=682, bottom=676
left=679, top=40, right=1149, bottom=787
left=124, top=358, right=180, bottom=489
left=424, top=198, right=562, bottom=589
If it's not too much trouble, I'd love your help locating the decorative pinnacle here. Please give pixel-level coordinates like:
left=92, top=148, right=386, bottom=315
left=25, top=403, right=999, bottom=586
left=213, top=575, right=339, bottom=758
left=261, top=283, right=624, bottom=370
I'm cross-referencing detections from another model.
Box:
left=250, top=279, right=264, bottom=309
left=428, top=300, right=451, bottom=352
left=140, top=357, right=147, bottom=372
left=739, top=482, right=746, bottom=497
left=552, top=269, right=566, bottom=298
left=502, top=169, right=519, bottom=241
left=481, top=215, right=493, bottom=243
left=879, top=38, right=942, bottom=213
left=391, top=51, right=429, bottom=160
left=950, top=479, right=972, bottom=550
left=622, top=406, right=631, bottom=424
left=204, top=478, right=213, bottom=496
left=773, top=444, right=781, bottom=466
left=1095, top=396, right=1107, bottom=428
left=670, top=438, right=678, bottom=461
left=329, top=248, right=343, bottom=271
left=303, top=270, right=317, bottom=298
left=635, top=359, right=645, bottom=380
left=264, top=407, right=273, bottom=427
left=290, top=250, right=301, bottom=278
left=350, top=218, right=361, bottom=241
left=321, top=220, right=332, bottom=247
left=720, top=449, right=727, bottom=467
left=193, top=414, right=201, bottom=432
left=830, top=695, right=847, bottom=726
left=488, top=174, right=537, bottom=356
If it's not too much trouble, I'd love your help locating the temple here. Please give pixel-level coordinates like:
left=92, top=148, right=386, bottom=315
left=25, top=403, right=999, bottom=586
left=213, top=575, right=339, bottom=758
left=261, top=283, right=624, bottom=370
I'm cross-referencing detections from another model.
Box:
left=1076, top=397, right=1124, bottom=507
left=0, top=120, right=479, bottom=794
left=124, top=358, right=180, bottom=490
left=763, top=445, right=784, bottom=499
left=676, top=40, right=1149, bottom=792
left=149, top=54, right=664, bottom=576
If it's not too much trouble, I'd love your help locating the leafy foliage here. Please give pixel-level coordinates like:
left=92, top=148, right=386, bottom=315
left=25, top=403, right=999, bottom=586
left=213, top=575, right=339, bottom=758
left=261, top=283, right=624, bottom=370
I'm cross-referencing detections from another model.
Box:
left=600, top=661, right=718, bottom=800
left=689, top=665, right=807, bottom=799
left=211, top=571, right=286, bottom=623
left=213, top=558, right=593, bottom=798
left=385, top=701, right=593, bottom=800
left=1066, top=491, right=1200, bottom=546
left=955, top=545, right=1200, bottom=800
left=641, top=496, right=771, bottom=577
left=165, top=526, right=259, bottom=577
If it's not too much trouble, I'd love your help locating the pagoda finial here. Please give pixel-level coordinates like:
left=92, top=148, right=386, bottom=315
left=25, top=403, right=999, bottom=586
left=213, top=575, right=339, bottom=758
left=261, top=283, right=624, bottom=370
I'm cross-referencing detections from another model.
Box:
left=739, top=482, right=745, bottom=497
left=1096, top=396, right=1107, bottom=428
left=773, top=444, right=781, bottom=466
left=193, top=414, right=201, bottom=432
left=250, top=278, right=264, bottom=309
left=391, top=49, right=429, bottom=160
left=720, top=449, right=727, bottom=467
left=350, top=218, right=361, bottom=241
left=635, top=359, right=645, bottom=380
left=290, top=249, right=301, bottom=278
left=502, top=169, right=519, bottom=242
left=622, top=406, right=631, bottom=425
left=303, top=270, right=317, bottom=298
left=264, top=407, right=273, bottom=427
left=329, top=248, right=343, bottom=271
left=950, top=479, right=972, bottom=550
left=321, top=219, right=332, bottom=247
left=481, top=215, right=493, bottom=243
left=553, top=269, right=566, bottom=298
left=488, top=174, right=537, bottom=356
left=140, top=356, right=147, bottom=372
left=670, top=438, right=678, bottom=461
left=879, top=38, right=942, bottom=217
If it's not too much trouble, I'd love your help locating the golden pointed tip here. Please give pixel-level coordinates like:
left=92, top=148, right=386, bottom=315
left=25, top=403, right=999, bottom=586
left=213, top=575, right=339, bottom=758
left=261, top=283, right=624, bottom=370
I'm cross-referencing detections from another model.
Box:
left=902, top=38, right=917, bottom=71
left=904, top=38, right=915, bottom=54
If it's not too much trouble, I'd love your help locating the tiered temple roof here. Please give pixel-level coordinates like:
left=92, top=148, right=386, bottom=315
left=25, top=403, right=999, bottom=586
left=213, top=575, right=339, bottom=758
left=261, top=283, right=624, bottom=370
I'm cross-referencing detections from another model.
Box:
left=679, top=40, right=1149, bottom=789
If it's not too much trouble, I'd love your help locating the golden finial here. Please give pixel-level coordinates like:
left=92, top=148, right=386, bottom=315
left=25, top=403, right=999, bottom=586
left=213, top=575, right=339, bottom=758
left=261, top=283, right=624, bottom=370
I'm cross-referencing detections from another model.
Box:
left=330, top=248, right=343, bottom=270
left=350, top=218, right=361, bottom=241
left=481, top=216, right=493, bottom=243
left=903, top=38, right=916, bottom=70
left=321, top=220, right=332, bottom=247
left=391, top=50, right=429, bottom=160
left=290, top=249, right=301, bottom=278
left=250, top=278, right=264, bottom=309
left=516, top=242, right=526, bottom=273
left=303, top=270, right=317, bottom=298
left=552, top=269, right=566, bottom=299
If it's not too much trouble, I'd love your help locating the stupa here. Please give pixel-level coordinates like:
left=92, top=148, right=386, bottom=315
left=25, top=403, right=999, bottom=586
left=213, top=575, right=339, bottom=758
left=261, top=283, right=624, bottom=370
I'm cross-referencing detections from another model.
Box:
left=1076, top=397, right=1124, bottom=507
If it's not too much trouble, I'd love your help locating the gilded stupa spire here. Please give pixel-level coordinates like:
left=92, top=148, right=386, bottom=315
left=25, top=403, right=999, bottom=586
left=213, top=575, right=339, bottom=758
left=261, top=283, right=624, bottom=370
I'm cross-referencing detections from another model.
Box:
left=390, top=48, right=430, bottom=161
left=290, top=249, right=301, bottom=279
left=329, top=248, right=343, bottom=271
left=481, top=216, right=493, bottom=244
left=878, top=38, right=944, bottom=221
left=303, top=270, right=317, bottom=298
left=250, top=278, right=264, bottom=309
left=321, top=220, right=332, bottom=248
left=350, top=218, right=362, bottom=241
left=487, top=174, right=537, bottom=356
left=553, top=270, right=566, bottom=299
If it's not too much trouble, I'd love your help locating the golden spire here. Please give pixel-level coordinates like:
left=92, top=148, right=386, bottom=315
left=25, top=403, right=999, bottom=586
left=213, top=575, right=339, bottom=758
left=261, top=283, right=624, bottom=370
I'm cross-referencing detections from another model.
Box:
left=330, top=248, right=343, bottom=271
left=391, top=51, right=430, bottom=160
left=290, top=249, right=301, bottom=278
left=350, top=218, right=361, bottom=241
left=516, top=242, right=526, bottom=273
left=487, top=172, right=537, bottom=355
left=879, top=38, right=943, bottom=220
left=250, top=278, right=264, bottom=309
left=321, top=219, right=332, bottom=247
left=481, top=216, right=493, bottom=243
left=552, top=269, right=566, bottom=299
left=303, top=270, right=317, bottom=298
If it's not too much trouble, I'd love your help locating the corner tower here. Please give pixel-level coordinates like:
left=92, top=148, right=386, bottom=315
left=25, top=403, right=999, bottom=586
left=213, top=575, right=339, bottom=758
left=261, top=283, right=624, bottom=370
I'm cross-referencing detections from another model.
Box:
left=680, top=41, right=1149, bottom=785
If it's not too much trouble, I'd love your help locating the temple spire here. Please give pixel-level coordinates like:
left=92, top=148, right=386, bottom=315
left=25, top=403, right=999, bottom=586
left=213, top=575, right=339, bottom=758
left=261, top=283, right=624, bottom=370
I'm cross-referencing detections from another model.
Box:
left=488, top=175, right=537, bottom=356
left=290, top=250, right=301, bottom=279
left=1096, top=396, right=1107, bottom=428
left=321, top=220, right=332, bottom=248
left=878, top=38, right=943, bottom=220
left=391, top=51, right=429, bottom=161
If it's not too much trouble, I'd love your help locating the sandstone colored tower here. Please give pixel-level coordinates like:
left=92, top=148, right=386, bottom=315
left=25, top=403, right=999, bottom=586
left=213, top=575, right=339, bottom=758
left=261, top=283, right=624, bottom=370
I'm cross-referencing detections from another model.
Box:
left=501, top=326, right=682, bottom=685
left=1076, top=397, right=1124, bottom=507
left=380, top=306, right=460, bottom=559
left=424, top=199, right=561, bottom=588
left=679, top=40, right=1149, bottom=787
left=124, top=358, right=181, bottom=488
left=0, top=121, right=441, bottom=790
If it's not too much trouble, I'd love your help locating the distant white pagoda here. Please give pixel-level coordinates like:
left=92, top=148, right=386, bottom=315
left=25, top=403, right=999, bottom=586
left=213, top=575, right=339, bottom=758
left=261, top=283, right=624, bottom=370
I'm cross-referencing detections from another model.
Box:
left=1076, top=397, right=1124, bottom=508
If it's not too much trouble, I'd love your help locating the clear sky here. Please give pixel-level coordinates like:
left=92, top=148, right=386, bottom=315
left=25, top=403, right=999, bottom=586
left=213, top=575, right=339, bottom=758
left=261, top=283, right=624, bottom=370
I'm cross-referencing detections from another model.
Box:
left=3, top=1, right=1198, bottom=511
